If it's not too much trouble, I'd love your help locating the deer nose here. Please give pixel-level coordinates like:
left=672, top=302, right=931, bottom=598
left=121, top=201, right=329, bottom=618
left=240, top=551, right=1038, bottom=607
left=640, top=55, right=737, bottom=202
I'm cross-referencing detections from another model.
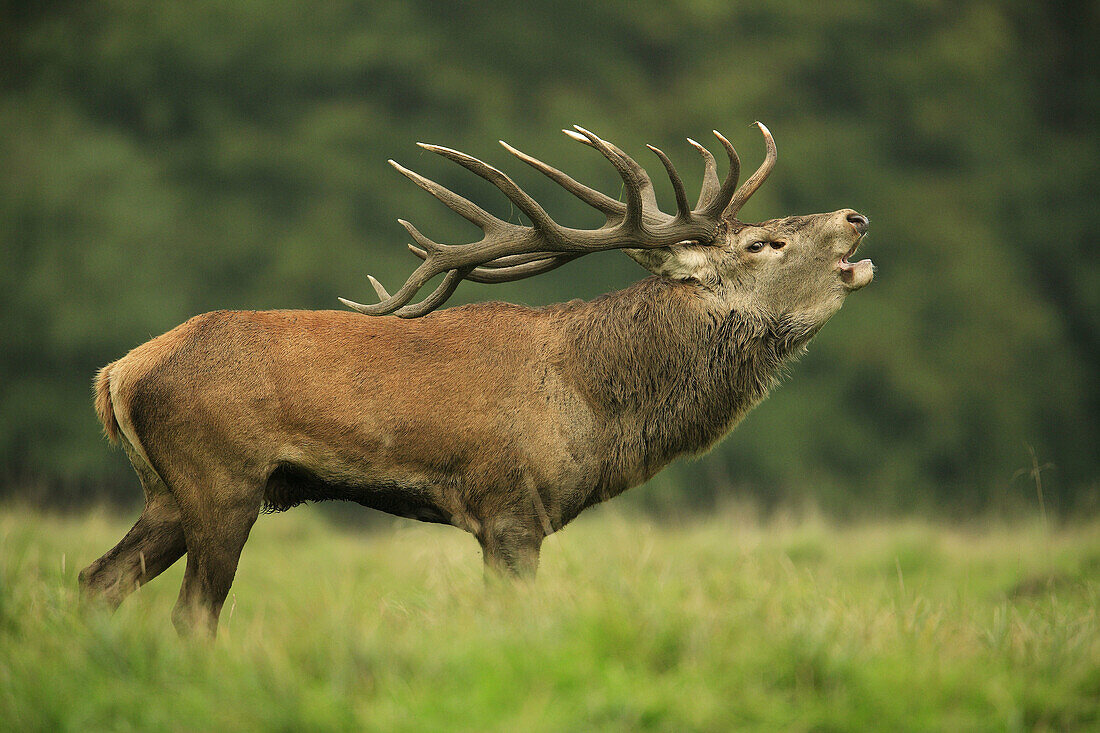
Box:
left=845, top=211, right=869, bottom=233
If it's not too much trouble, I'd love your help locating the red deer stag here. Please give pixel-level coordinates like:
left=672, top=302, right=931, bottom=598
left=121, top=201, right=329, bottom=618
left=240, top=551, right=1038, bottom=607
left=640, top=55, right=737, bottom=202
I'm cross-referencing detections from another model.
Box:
left=80, top=123, right=874, bottom=635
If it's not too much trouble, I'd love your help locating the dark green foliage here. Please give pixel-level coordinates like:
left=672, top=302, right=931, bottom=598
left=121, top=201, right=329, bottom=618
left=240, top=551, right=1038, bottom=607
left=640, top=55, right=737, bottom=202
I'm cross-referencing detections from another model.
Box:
left=1, top=0, right=1096, bottom=513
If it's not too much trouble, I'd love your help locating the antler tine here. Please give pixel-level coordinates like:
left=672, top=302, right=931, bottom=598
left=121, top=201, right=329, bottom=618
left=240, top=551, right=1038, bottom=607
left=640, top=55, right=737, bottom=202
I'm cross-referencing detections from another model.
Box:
left=367, top=275, right=390, bottom=300
left=567, top=126, right=646, bottom=233
left=340, top=218, right=451, bottom=315
left=724, top=121, right=776, bottom=219
left=338, top=296, right=370, bottom=312
left=388, top=160, right=499, bottom=229
left=565, top=127, right=659, bottom=212
left=498, top=140, right=625, bottom=220
left=339, top=255, right=436, bottom=315
left=686, top=138, right=720, bottom=211
left=646, top=144, right=691, bottom=221
left=418, top=143, right=557, bottom=231
left=408, top=245, right=561, bottom=269
left=397, top=218, right=444, bottom=255
left=393, top=252, right=574, bottom=314
left=476, top=251, right=561, bottom=268
left=392, top=268, right=470, bottom=318
left=338, top=281, right=389, bottom=312
left=699, top=130, right=741, bottom=219
left=462, top=254, right=580, bottom=284
left=342, top=261, right=471, bottom=319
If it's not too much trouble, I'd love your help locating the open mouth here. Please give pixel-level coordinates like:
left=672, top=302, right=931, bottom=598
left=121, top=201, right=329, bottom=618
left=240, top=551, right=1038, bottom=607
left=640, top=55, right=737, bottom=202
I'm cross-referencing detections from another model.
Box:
left=840, top=237, right=862, bottom=266
left=838, top=236, right=874, bottom=289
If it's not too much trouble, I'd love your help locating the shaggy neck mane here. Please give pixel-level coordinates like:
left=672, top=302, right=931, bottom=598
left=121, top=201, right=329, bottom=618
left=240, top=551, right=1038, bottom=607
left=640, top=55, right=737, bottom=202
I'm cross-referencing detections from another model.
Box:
left=550, top=277, right=819, bottom=496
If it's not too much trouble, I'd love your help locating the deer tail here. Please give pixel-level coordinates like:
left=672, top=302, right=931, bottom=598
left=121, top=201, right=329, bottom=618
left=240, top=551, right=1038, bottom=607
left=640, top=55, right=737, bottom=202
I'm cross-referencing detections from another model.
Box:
left=94, top=363, right=120, bottom=444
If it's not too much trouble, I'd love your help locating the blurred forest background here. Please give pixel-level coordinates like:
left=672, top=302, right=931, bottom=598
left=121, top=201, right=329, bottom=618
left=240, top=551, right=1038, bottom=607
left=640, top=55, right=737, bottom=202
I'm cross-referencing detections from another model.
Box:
left=0, top=0, right=1096, bottom=516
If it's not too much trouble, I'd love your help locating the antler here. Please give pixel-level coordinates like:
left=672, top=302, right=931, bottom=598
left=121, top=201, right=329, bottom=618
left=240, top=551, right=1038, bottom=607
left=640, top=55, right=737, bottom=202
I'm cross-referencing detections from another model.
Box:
left=340, top=122, right=776, bottom=318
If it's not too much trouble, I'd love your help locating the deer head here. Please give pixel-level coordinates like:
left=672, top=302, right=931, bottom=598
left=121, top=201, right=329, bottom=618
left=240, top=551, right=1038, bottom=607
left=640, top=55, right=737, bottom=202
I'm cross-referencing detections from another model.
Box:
left=339, top=123, right=873, bottom=327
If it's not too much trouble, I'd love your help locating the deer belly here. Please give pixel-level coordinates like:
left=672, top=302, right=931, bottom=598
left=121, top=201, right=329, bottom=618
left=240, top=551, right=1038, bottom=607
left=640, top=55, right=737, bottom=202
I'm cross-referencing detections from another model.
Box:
left=262, top=462, right=452, bottom=524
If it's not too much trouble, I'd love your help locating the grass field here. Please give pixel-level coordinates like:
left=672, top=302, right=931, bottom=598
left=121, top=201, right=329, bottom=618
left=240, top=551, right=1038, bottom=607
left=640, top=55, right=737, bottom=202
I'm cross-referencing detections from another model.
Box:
left=1, top=504, right=1098, bottom=731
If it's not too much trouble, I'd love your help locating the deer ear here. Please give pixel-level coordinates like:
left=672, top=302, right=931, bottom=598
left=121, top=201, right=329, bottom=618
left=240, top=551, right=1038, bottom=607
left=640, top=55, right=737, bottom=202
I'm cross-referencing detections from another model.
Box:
left=625, top=246, right=715, bottom=282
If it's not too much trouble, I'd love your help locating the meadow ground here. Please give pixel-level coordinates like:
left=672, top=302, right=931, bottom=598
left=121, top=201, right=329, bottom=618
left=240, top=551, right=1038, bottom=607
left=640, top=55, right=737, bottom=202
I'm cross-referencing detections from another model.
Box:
left=1, top=503, right=1097, bottom=731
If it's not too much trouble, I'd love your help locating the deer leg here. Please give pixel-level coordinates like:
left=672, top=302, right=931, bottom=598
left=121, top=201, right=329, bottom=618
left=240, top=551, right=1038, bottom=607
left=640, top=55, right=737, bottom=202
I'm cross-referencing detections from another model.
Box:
left=79, top=446, right=187, bottom=609
left=168, top=477, right=262, bottom=638
left=78, top=493, right=187, bottom=609
left=478, top=514, right=544, bottom=580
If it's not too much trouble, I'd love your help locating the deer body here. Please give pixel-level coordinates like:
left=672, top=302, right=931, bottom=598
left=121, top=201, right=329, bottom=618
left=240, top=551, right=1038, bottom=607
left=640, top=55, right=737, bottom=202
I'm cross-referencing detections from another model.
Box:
left=80, top=124, right=873, bottom=635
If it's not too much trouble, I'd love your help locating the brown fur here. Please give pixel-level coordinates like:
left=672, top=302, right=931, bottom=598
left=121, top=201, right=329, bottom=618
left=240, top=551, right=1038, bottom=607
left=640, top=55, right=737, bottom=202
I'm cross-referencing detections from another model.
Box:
left=80, top=206, right=872, bottom=636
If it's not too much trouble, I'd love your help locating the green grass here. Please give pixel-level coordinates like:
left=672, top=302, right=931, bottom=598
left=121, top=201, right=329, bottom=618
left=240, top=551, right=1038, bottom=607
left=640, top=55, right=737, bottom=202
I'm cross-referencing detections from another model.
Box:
left=1, top=505, right=1098, bottom=731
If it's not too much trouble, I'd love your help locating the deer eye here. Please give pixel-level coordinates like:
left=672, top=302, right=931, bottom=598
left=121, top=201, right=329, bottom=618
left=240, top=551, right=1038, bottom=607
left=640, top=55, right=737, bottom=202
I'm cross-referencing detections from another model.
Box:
left=746, top=241, right=766, bottom=253
left=770, top=240, right=786, bottom=249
